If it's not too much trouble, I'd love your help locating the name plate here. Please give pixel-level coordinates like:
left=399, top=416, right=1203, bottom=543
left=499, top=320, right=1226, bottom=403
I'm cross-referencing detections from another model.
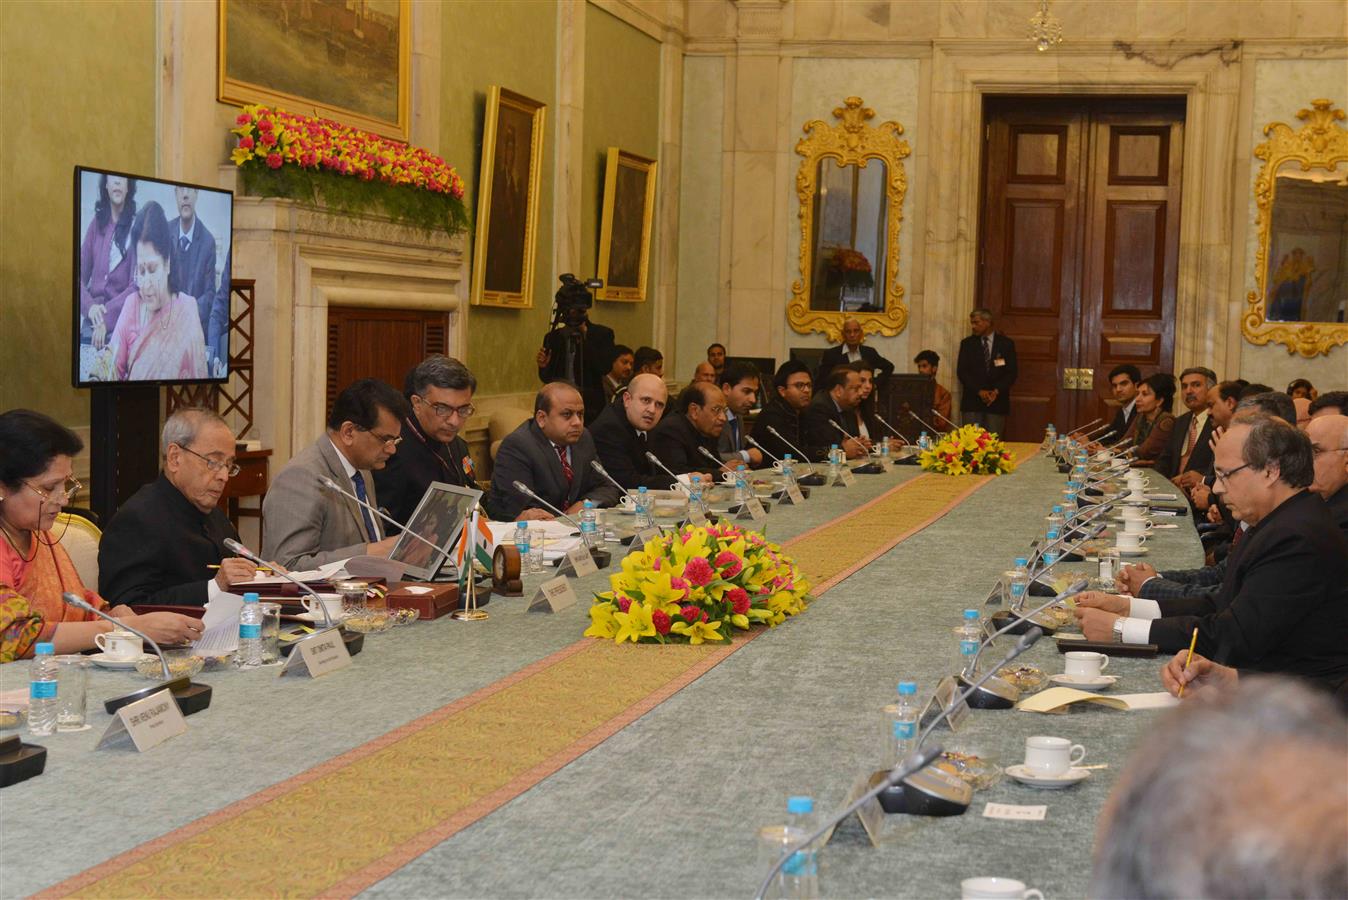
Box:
left=784, top=483, right=806, bottom=505
left=983, top=802, right=1047, bottom=821
left=561, top=546, right=599, bottom=578
left=96, top=689, right=187, bottom=752
left=735, top=498, right=767, bottom=525
left=528, top=575, right=579, bottom=613
left=279, top=629, right=353, bottom=678
left=686, top=507, right=708, bottom=526
left=832, top=773, right=886, bottom=848
left=629, top=527, right=661, bottom=555
left=841, top=468, right=856, bottom=487
left=919, top=675, right=970, bottom=733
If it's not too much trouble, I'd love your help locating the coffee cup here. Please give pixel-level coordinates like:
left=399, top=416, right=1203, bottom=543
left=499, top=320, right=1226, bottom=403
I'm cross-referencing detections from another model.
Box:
left=302, top=594, right=343, bottom=623
left=1116, top=531, right=1146, bottom=551
left=721, top=470, right=737, bottom=484
left=1024, top=735, right=1087, bottom=776
left=1120, top=505, right=1148, bottom=520
left=94, top=630, right=143, bottom=660
left=962, top=877, right=1045, bottom=900
left=618, top=493, right=637, bottom=511
left=1122, top=518, right=1153, bottom=535
left=1064, top=650, right=1110, bottom=679
left=771, top=459, right=786, bottom=472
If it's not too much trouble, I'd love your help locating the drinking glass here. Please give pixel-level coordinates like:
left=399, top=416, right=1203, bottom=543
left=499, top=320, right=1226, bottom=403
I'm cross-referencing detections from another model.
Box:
left=54, top=656, right=89, bottom=731
left=258, top=602, right=282, bottom=664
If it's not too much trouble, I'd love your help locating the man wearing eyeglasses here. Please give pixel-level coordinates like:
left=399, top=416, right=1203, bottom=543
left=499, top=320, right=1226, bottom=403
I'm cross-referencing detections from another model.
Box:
left=649, top=382, right=727, bottom=478
left=263, top=378, right=411, bottom=570
left=99, top=408, right=253, bottom=607
left=374, top=356, right=479, bottom=525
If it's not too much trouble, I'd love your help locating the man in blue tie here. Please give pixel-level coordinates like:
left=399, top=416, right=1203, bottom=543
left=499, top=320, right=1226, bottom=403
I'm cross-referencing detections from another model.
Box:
left=717, top=361, right=765, bottom=468
left=263, top=379, right=410, bottom=570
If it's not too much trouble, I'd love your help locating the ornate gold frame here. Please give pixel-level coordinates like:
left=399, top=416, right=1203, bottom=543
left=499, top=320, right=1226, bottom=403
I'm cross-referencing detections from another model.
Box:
left=218, top=0, right=411, bottom=141
left=788, top=97, right=911, bottom=342
left=470, top=86, right=548, bottom=308
left=596, top=149, right=658, bottom=302
left=1243, top=99, right=1348, bottom=358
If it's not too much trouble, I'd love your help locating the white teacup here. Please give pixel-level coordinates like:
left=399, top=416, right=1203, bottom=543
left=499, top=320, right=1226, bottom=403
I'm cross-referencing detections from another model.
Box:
left=1120, top=505, right=1149, bottom=521
left=618, top=493, right=637, bottom=511
left=1122, top=518, right=1153, bottom=535
left=1064, top=650, right=1110, bottom=679
left=962, top=877, right=1045, bottom=900
left=302, top=594, right=343, bottom=622
left=1024, top=735, right=1087, bottom=776
left=95, top=630, right=143, bottom=660
left=1116, top=531, right=1147, bottom=551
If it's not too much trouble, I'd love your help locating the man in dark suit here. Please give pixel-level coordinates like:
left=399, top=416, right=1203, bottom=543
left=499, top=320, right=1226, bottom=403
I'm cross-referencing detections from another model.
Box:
left=1156, top=366, right=1217, bottom=482
left=804, top=367, right=869, bottom=459
left=649, top=383, right=725, bottom=477
left=753, top=361, right=827, bottom=463
left=813, top=318, right=894, bottom=393
left=1308, top=415, right=1348, bottom=532
left=717, top=361, right=764, bottom=467
left=1084, top=365, right=1140, bottom=447
left=99, top=409, right=255, bottom=606
left=487, top=383, right=621, bottom=521
left=956, top=307, right=1017, bottom=434
left=171, top=187, right=223, bottom=371
left=1075, top=416, right=1348, bottom=692
left=536, top=306, right=616, bottom=425
left=374, top=355, right=479, bottom=526
left=590, top=373, right=669, bottom=489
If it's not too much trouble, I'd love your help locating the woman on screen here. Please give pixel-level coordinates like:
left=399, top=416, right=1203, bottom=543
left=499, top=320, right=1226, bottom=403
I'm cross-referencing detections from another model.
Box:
left=79, top=174, right=138, bottom=349
left=92, top=200, right=208, bottom=382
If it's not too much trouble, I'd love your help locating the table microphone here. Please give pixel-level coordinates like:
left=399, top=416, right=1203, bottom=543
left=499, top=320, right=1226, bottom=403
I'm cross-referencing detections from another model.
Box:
left=827, top=420, right=886, bottom=474
left=223, top=538, right=336, bottom=628
left=511, top=481, right=582, bottom=531
left=762, top=428, right=827, bottom=485
left=753, top=743, right=943, bottom=900
left=908, top=409, right=945, bottom=438
left=961, top=580, right=1087, bottom=708
left=930, top=408, right=961, bottom=431
left=63, top=593, right=212, bottom=716
left=745, top=435, right=782, bottom=463
left=318, top=476, right=450, bottom=559
left=696, top=445, right=738, bottom=474
left=644, top=452, right=712, bottom=518
left=871, top=413, right=910, bottom=444
left=588, top=460, right=634, bottom=499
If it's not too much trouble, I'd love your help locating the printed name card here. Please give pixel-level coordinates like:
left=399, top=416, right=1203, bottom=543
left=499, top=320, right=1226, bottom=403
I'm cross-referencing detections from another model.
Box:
left=686, top=507, right=708, bottom=526
left=745, top=497, right=767, bottom=524
left=279, top=629, right=353, bottom=678
left=562, top=546, right=599, bottom=578
left=841, top=468, right=856, bottom=487
left=784, top=483, right=806, bottom=505
left=920, top=675, right=970, bottom=732
left=628, top=527, right=662, bottom=556
left=833, top=773, right=886, bottom=848
left=96, top=689, right=187, bottom=752
left=983, top=803, right=1048, bottom=821
left=528, top=575, right=579, bottom=613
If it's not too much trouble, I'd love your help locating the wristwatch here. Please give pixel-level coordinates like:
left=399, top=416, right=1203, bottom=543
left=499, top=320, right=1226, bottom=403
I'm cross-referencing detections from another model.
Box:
left=1111, top=617, right=1125, bottom=643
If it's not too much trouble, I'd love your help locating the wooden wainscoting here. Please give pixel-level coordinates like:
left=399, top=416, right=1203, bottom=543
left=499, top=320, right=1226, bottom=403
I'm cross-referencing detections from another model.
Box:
left=325, top=307, right=451, bottom=411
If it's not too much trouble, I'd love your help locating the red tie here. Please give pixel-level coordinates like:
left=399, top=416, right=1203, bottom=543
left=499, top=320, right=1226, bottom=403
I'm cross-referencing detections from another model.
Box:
left=555, top=445, right=573, bottom=485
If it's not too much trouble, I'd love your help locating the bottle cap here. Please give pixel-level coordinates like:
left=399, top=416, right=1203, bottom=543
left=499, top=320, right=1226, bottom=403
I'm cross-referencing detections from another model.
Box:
left=783, top=453, right=793, bottom=460
left=786, top=796, right=814, bottom=815
left=638, top=486, right=648, bottom=493
left=898, top=681, right=917, bottom=695
left=831, top=443, right=839, bottom=449
left=963, top=608, right=979, bottom=619
left=517, top=521, right=528, bottom=528
left=1014, top=557, right=1028, bottom=567
left=583, top=500, right=594, bottom=508
left=243, top=592, right=260, bottom=603
left=35, top=642, right=54, bottom=655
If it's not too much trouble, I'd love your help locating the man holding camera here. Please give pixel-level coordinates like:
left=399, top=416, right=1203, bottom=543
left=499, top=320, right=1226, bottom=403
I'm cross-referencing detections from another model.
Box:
left=536, top=275, right=615, bottom=424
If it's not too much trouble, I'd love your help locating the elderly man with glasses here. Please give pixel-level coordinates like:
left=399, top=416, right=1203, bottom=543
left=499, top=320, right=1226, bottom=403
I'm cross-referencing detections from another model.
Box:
left=99, top=407, right=253, bottom=607
left=374, top=356, right=480, bottom=525
left=263, top=378, right=410, bottom=570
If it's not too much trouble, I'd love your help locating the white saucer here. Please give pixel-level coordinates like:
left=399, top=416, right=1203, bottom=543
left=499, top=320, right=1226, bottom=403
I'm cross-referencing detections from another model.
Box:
left=1115, top=545, right=1149, bottom=556
left=1049, top=673, right=1118, bottom=690
left=90, top=652, right=154, bottom=669
left=296, top=611, right=342, bottom=624
left=1005, top=765, right=1092, bottom=789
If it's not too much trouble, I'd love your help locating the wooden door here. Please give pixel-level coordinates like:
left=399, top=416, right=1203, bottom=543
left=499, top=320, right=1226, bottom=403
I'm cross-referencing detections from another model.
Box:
left=977, top=97, right=1183, bottom=442
left=325, top=307, right=450, bottom=413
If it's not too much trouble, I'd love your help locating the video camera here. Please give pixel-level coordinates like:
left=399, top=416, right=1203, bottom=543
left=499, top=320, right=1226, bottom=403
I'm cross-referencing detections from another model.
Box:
left=552, top=273, right=602, bottom=328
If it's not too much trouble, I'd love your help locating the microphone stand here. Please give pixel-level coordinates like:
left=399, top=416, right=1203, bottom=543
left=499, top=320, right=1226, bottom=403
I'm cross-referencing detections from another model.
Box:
left=63, top=593, right=213, bottom=716
left=827, top=420, right=885, bottom=474
left=763, top=427, right=826, bottom=486
left=318, top=476, right=450, bottom=560
left=745, top=436, right=811, bottom=503
left=908, top=409, right=945, bottom=439
left=698, top=447, right=772, bottom=516
left=589, top=461, right=657, bottom=540
left=930, top=408, right=961, bottom=432
left=696, top=445, right=738, bottom=474
left=512, top=481, right=611, bottom=570
left=645, top=452, right=713, bottom=520
left=959, top=581, right=1088, bottom=708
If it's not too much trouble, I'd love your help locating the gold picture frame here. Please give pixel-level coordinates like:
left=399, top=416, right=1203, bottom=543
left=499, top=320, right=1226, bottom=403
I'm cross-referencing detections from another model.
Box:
left=470, top=86, right=547, bottom=308
left=788, top=97, right=910, bottom=343
left=218, top=0, right=411, bottom=141
left=1243, top=99, right=1348, bottom=358
left=596, top=148, right=658, bottom=302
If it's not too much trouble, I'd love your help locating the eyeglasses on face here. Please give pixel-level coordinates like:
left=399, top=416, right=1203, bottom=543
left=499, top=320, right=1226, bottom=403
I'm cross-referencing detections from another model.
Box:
left=417, top=396, right=476, bottom=421
left=176, top=444, right=241, bottom=477
left=356, top=427, right=403, bottom=447
left=24, top=477, right=83, bottom=504
left=1212, top=463, right=1252, bottom=485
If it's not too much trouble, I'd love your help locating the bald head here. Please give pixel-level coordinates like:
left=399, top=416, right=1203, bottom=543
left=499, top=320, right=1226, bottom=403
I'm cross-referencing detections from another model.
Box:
left=842, top=318, right=863, bottom=349
left=534, top=382, right=585, bottom=446
left=1307, top=414, right=1348, bottom=500
left=623, top=373, right=668, bottom=432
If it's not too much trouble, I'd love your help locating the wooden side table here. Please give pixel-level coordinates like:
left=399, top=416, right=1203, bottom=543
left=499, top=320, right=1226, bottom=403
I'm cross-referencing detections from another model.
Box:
left=220, top=448, right=271, bottom=543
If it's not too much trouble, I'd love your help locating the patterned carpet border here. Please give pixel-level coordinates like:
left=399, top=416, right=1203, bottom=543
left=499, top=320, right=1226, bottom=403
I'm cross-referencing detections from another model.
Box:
left=40, top=449, right=1035, bottom=899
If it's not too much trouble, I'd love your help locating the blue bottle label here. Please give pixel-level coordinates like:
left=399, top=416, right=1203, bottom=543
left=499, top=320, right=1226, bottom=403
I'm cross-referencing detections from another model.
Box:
left=893, top=720, right=916, bottom=740
left=239, top=623, right=262, bottom=639
left=1010, top=583, right=1027, bottom=597
left=960, top=639, right=980, bottom=656
left=30, top=680, right=57, bottom=700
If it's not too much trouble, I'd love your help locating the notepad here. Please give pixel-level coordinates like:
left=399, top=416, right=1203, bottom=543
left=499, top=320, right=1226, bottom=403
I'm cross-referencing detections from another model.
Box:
left=1017, top=687, right=1179, bottom=714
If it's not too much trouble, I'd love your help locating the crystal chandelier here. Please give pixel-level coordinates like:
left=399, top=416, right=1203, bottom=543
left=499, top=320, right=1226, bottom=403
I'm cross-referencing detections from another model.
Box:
left=1028, top=0, right=1063, bottom=52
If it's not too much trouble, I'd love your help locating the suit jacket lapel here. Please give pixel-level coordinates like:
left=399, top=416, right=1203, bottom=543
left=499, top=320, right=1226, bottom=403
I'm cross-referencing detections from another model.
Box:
left=318, top=439, right=369, bottom=538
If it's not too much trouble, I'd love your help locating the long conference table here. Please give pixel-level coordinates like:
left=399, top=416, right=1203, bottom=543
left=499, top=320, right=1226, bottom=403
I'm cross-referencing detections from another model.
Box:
left=0, top=450, right=1203, bottom=899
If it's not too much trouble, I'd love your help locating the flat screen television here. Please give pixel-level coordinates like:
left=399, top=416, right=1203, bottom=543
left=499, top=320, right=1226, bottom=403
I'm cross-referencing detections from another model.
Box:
left=72, top=166, right=233, bottom=386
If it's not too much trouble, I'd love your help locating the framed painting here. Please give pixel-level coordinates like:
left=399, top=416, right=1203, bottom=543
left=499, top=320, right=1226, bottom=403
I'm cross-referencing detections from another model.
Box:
left=218, top=0, right=411, bottom=140
left=596, top=148, right=657, bottom=302
left=470, top=86, right=547, bottom=308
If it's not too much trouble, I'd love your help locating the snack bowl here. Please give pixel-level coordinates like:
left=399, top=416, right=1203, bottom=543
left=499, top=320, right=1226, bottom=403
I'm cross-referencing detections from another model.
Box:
left=935, top=747, right=1003, bottom=791
left=135, top=651, right=204, bottom=680
left=997, top=663, right=1049, bottom=694
left=389, top=607, right=420, bottom=626
left=342, top=608, right=396, bottom=634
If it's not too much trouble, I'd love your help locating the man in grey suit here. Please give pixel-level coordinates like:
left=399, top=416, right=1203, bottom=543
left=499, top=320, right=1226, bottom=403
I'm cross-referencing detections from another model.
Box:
left=171, top=186, right=225, bottom=371
left=263, top=379, right=410, bottom=570
left=487, top=382, right=621, bottom=521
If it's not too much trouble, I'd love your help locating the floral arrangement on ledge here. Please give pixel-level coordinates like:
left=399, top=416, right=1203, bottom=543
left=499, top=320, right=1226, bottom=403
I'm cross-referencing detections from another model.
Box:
left=825, top=246, right=875, bottom=289
left=918, top=424, right=1016, bottom=476
left=229, top=105, right=468, bottom=235
left=584, top=522, right=812, bottom=645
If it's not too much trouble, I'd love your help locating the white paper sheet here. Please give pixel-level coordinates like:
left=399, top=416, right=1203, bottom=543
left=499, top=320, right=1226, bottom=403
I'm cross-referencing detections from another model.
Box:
left=192, top=592, right=245, bottom=654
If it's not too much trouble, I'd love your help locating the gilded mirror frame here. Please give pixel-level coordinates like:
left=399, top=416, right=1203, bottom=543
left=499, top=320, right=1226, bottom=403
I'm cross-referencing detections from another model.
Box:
left=789, top=97, right=911, bottom=343
left=1244, top=99, right=1348, bottom=358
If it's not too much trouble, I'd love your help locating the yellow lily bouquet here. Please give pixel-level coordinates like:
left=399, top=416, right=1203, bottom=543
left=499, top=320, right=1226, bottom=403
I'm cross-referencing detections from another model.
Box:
left=585, top=522, right=812, bottom=645
left=918, top=424, right=1016, bottom=476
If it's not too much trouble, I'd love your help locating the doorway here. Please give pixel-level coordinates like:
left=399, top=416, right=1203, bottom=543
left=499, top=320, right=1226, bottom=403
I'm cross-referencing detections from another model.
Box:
left=975, top=96, right=1184, bottom=442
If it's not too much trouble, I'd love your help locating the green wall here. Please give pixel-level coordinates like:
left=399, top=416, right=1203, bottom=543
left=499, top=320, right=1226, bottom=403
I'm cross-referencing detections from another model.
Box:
left=441, top=0, right=557, bottom=397
left=0, top=0, right=157, bottom=423
left=581, top=5, right=661, bottom=355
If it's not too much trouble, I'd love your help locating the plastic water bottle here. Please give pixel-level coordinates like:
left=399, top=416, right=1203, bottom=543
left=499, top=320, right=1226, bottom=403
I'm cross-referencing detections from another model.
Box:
left=734, top=464, right=750, bottom=506
left=1043, top=423, right=1057, bottom=451
left=513, top=521, right=531, bottom=559
left=234, top=592, right=265, bottom=669
left=27, top=642, right=59, bottom=737
left=688, top=476, right=705, bottom=518
left=1042, top=528, right=1061, bottom=575
left=1009, top=557, right=1030, bottom=611
left=634, top=486, right=653, bottom=529
left=879, top=437, right=891, bottom=463
left=883, top=681, right=920, bottom=768
left=759, top=796, right=820, bottom=900
left=780, top=453, right=797, bottom=491
left=1047, top=504, right=1065, bottom=538
left=579, top=500, right=598, bottom=548
left=918, top=431, right=931, bottom=451
left=956, top=608, right=983, bottom=673
left=827, top=444, right=842, bottom=484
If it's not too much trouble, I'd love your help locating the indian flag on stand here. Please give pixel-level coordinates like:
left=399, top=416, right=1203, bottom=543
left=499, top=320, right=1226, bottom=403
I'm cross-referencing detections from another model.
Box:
left=455, top=510, right=493, bottom=585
